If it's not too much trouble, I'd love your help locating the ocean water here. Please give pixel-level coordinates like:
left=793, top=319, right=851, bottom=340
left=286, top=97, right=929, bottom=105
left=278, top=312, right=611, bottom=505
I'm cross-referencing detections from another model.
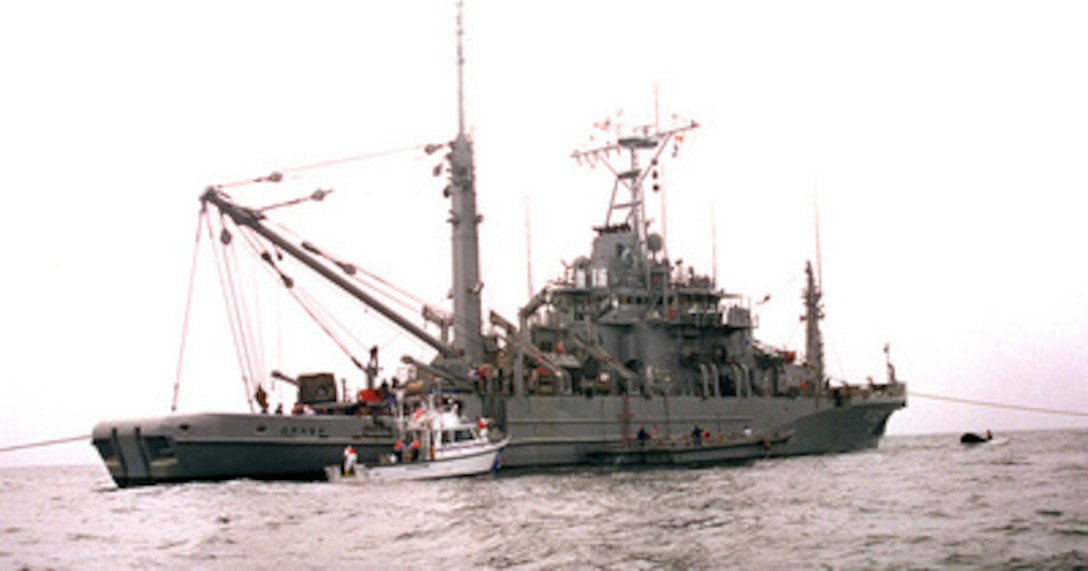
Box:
left=1, top=430, right=1085, bottom=570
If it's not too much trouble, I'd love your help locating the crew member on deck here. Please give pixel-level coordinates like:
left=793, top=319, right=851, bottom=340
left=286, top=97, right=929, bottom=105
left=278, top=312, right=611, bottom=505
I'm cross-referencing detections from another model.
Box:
left=254, top=385, right=269, bottom=414
left=477, top=417, right=489, bottom=439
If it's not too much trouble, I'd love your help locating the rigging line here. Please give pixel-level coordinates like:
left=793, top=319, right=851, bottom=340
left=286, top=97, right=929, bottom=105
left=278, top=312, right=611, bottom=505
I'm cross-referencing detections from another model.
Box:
left=237, top=226, right=292, bottom=385
left=0, top=435, right=88, bottom=453
left=237, top=226, right=370, bottom=371
left=911, top=391, right=1088, bottom=418
left=250, top=251, right=267, bottom=387
left=285, top=284, right=367, bottom=372
left=265, top=219, right=431, bottom=311
left=781, top=319, right=802, bottom=350
left=172, top=207, right=209, bottom=413
left=348, top=272, right=425, bottom=316
left=224, top=224, right=264, bottom=405
left=208, top=216, right=257, bottom=412
left=211, top=218, right=253, bottom=406
left=766, top=272, right=804, bottom=305
left=233, top=227, right=329, bottom=373
left=312, top=276, right=437, bottom=361
left=293, top=283, right=370, bottom=359
left=349, top=264, right=428, bottom=308
left=264, top=218, right=428, bottom=311
left=352, top=265, right=428, bottom=308
left=379, top=329, right=411, bottom=354
left=217, top=143, right=443, bottom=189
left=267, top=240, right=421, bottom=330
left=244, top=233, right=288, bottom=391
left=823, top=330, right=847, bottom=382
left=236, top=226, right=394, bottom=373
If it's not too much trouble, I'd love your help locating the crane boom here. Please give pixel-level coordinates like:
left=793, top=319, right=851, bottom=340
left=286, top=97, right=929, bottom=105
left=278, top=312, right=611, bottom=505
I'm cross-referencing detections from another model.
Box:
left=200, top=187, right=456, bottom=359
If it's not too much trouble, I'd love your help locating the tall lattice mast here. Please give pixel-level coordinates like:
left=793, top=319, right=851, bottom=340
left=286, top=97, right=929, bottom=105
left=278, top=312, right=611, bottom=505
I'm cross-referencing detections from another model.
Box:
left=571, top=119, right=698, bottom=268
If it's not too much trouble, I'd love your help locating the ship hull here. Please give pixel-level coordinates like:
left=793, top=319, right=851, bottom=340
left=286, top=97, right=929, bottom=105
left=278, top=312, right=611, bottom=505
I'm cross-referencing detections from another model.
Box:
left=92, top=414, right=394, bottom=487
left=93, top=390, right=903, bottom=487
left=476, top=391, right=903, bottom=466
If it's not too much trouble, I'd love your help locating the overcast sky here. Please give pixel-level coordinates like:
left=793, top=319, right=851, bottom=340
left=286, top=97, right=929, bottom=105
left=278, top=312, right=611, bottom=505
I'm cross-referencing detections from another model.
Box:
left=2, top=1, right=1086, bottom=466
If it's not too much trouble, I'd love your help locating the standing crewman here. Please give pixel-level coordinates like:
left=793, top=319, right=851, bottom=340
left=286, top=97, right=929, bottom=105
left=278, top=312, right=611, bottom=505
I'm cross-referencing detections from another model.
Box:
left=342, top=445, right=357, bottom=476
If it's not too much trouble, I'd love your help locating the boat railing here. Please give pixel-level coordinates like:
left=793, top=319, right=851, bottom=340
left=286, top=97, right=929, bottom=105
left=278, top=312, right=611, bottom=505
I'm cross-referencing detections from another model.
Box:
left=824, top=379, right=907, bottom=403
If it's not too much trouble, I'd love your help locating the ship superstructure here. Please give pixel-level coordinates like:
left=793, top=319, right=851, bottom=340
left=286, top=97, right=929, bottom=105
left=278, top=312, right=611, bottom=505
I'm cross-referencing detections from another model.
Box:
left=469, top=119, right=905, bottom=467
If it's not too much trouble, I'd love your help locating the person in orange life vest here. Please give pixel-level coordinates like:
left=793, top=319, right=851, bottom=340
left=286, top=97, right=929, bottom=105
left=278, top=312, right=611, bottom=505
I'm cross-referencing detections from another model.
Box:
left=477, top=417, right=489, bottom=439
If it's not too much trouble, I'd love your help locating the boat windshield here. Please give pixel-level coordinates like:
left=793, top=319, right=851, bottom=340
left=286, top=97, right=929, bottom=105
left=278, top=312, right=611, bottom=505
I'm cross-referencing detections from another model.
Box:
left=443, top=429, right=476, bottom=444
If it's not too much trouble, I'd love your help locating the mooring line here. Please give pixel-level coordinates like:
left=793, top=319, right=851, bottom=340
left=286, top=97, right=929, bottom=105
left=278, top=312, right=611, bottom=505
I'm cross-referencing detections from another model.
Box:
left=910, top=391, right=1088, bottom=417
left=0, top=435, right=89, bottom=453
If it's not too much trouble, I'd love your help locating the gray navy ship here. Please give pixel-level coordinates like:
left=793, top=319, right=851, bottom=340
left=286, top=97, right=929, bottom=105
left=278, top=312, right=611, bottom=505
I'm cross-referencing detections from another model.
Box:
left=92, top=7, right=907, bottom=487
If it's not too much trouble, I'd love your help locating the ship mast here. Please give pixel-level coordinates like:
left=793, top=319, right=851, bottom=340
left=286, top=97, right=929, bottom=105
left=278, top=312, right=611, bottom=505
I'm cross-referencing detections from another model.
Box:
left=805, top=194, right=826, bottom=388
left=803, top=260, right=825, bottom=389
left=572, top=119, right=698, bottom=267
left=447, top=0, right=484, bottom=362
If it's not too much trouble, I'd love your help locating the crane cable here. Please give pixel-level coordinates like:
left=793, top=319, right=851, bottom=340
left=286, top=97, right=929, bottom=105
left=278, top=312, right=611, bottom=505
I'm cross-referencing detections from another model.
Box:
left=171, top=207, right=209, bottom=412
left=217, top=143, right=446, bottom=190
left=267, top=220, right=434, bottom=314
left=236, top=225, right=371, bottom=373
left=208, top=215, right=260, bottom=412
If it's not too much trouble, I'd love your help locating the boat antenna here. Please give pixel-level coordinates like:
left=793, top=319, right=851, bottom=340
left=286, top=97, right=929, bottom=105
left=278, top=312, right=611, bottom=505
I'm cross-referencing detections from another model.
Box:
left=711, top=202, right=718, bottom=286
left=654, top=82, right=668, bottom=260
left=813, top=184, right=823, bottom=287
left=525, top=194, right=534, bottom=299
left=805, top=184, right=826, bottom=388
left=456, top=0, right=466, bottom=135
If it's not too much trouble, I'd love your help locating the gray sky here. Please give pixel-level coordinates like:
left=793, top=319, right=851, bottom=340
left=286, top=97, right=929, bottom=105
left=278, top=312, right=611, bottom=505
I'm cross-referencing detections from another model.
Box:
left=2, top=1, right=1086, bottom=466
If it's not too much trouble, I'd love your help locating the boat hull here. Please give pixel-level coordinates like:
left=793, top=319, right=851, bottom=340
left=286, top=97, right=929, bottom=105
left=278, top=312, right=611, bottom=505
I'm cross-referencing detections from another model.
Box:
left=93, top=390, right=904, bottom=487
left=585, top=432, right=791, bottom=467
left=325, top=439, right=507, bottom=482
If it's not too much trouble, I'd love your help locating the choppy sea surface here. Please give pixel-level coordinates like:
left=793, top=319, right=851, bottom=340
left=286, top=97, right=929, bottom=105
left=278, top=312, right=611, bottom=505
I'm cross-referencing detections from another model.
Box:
left=2, top=430, right=1085, bottom=570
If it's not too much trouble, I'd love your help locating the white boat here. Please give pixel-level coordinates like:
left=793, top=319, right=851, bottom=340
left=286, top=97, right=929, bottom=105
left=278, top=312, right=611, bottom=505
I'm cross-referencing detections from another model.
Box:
left=326, top=398, right=507, bottom=483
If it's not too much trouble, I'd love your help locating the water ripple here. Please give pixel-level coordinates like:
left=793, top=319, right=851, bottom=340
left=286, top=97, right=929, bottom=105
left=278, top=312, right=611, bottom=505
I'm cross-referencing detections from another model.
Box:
left=1, top=430, right=1086, bottom=569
